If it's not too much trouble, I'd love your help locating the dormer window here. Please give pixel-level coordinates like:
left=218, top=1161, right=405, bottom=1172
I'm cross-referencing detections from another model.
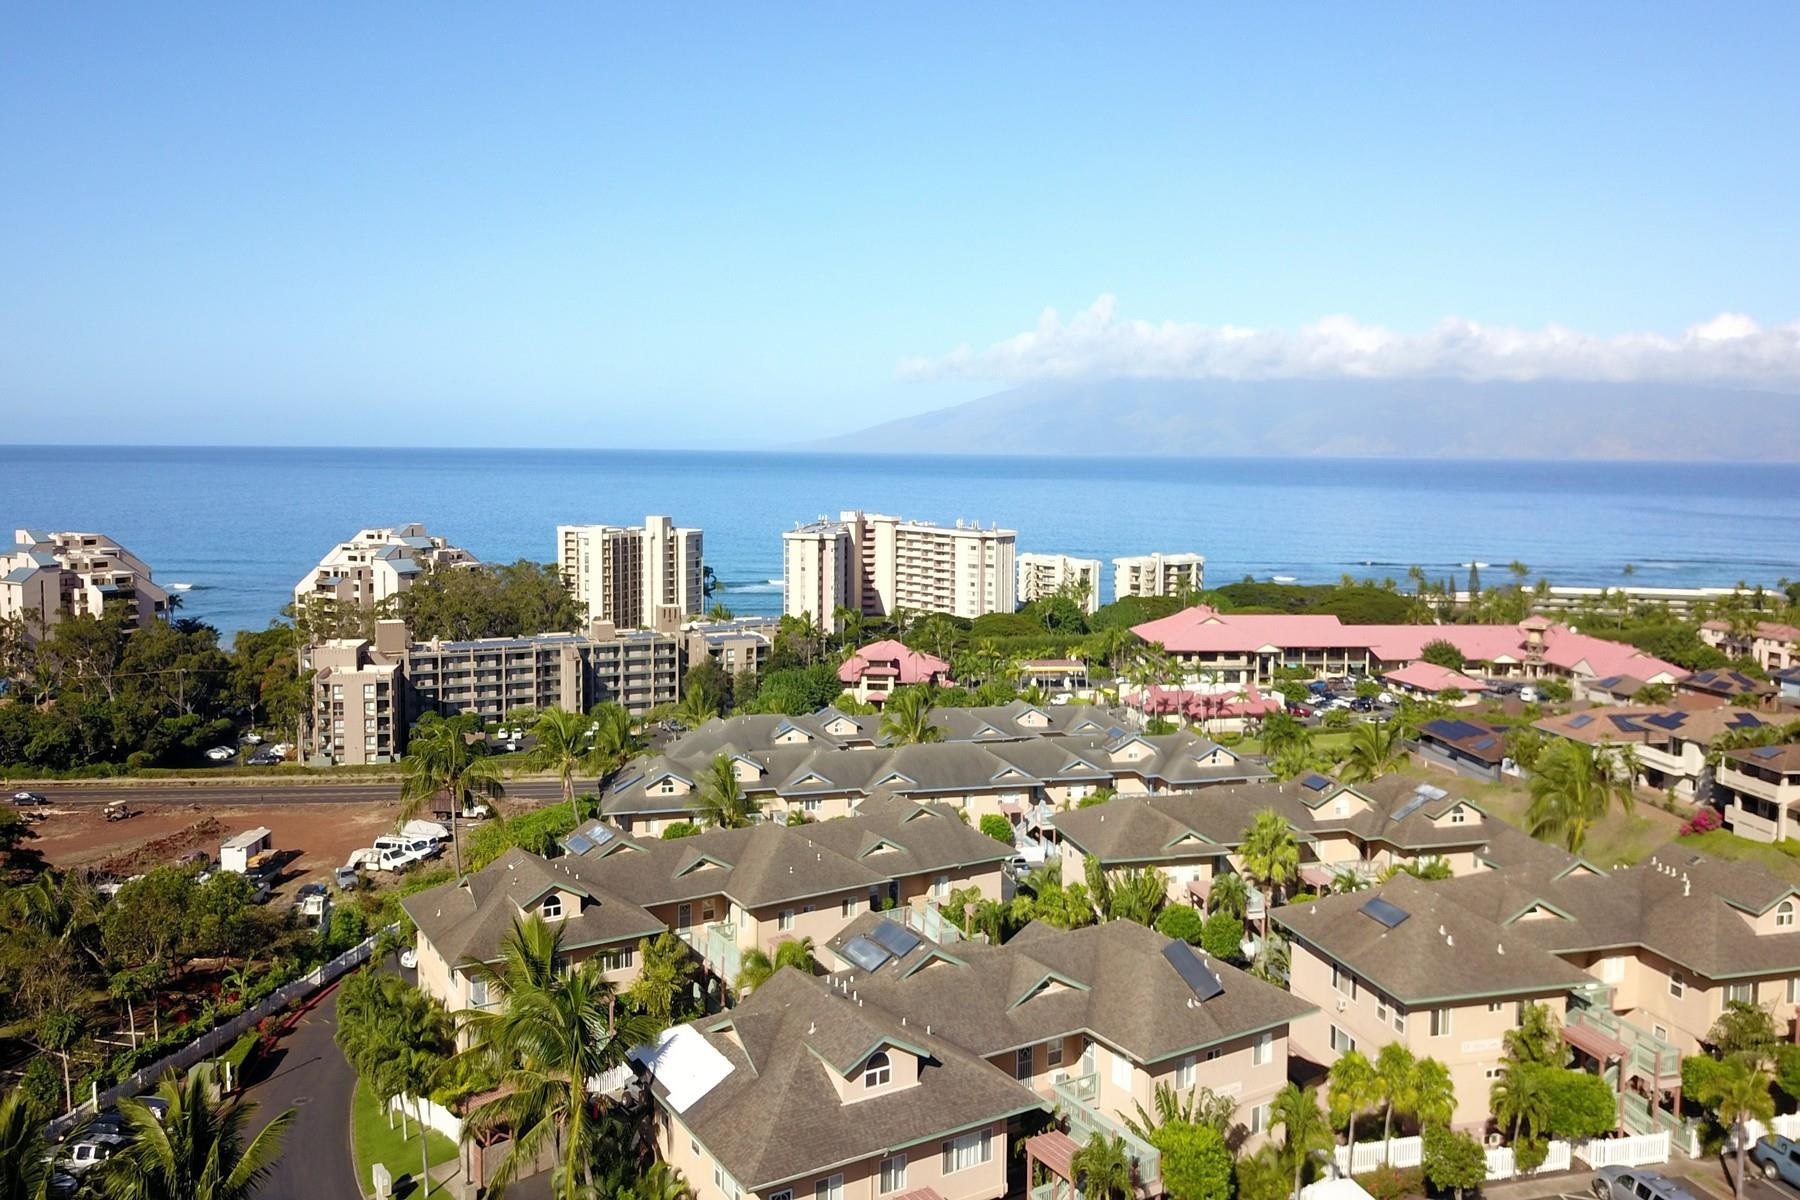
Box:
left=540, top=894, right=564, bottom=920
left=1449, top=807, right=1467, bottom=824
left=1779, top=901, right=1795, bottom=929
left=864, top=1051, right=891, bottom=1087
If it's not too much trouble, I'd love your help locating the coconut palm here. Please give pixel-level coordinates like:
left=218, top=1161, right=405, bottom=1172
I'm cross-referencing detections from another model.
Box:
left=525, top=708, right=602, bottom=822
left=880, top=688, right=943, bottom=745
left=1206, top=872, right=1249, bottom=920
left=92, top=1068, right=293, bottom=1200
left=1327, top=1049, right=1378, bottom=1149
left=1070, top=1133, right=1135, bottom=1200
left=1700, top=1055, right=1775, bottom=1200
left=674, top=685, right=721, bottom=731
left=1273, top=1083, right=1334, bottom=1200
left=1374, top=1043, right=1417, bottom=1154
left=1340, top=721, right=1408, bottom=783
left=399, top=716, right=505, bottom=878
left=0, top=1087, right=53, bottom=1200
left=1525, top=737, right=1634, bottom=853
left=1329, top=867, right=1371, bottom=895
left=1489, top=1062, right=1552, bottom=1143
left=456, top=917, right=664, bottom=1199
left=1259, top=711, right=1311, bottom=759
left=634, top=1163, right=696, bottom=1200
left=696, top=752, right=760, bottom=829
left=1239, top=808, right=1299, bottom=948
left=628, top=930, right=700, bottom=1023
left=587, top=701, right=644, bottom=783
left=734, top=936, right=817, bottom=994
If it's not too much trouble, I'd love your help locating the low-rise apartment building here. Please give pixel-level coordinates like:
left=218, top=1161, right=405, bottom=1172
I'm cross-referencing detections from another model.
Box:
left=1717, top=744, right=1800, bottom=842
left=292, top=523, right=476, bottom=618
left=784, top=511, right=1016, bottom=624
left=838, top=640, right=952, bottom=706
left=1112, top=553, right=1205, bottom=602
left=558, top=516, right=705, bottom=629
left=1700, top=619, right=1800, bottom=672
left=683, top=617, right=777, bottom=680
left=1017, top=554, right=1102, bottom=614
left=1534, top=705, right=1771, bottom=799
left=1, top=528, right=171, bottom=633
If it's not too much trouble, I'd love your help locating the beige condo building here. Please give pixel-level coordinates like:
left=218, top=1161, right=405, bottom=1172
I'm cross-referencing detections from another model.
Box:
left=1016, top=552, right=1102, bottom=614
left=1112, top=552, right=1205, bottom=601
left=293, top=523, right=477, bottom=615
left=1, top=528, right=171, bottom=634
left=783, top=510, right=1015, bottom=625
left=558, top=516, right=704, bottom=629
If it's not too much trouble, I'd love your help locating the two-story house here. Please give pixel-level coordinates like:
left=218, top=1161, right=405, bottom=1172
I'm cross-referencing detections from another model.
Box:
left=1717, top=744, right=1800, bottom=842
left=1534, top=705, right=1770, bottom=799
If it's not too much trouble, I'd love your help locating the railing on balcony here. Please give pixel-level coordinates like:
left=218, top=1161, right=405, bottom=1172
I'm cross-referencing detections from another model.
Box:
left=1051, top=1074, right=1162, bottom=1190
left=677, top=921, right=742, bottom=983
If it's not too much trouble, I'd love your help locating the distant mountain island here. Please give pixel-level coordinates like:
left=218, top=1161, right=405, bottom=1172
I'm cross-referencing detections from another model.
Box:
left=811, top=378, right=1800, bottom=460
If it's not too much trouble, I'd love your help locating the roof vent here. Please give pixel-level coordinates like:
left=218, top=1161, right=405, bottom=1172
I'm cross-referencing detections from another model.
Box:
left=1446, top=934, right=1454, bottom=946
left=808, top=1021, right=816, bottom=1035
left=1497, top=943, right=1505, bottom=955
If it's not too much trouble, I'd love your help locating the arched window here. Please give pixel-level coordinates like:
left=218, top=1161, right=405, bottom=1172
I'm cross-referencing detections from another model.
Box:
left=863, top=1051, right=891, bottom=1088
left=1779, top=900, right=1795, bottom=929
left=540, top=894, right=563, bottom=920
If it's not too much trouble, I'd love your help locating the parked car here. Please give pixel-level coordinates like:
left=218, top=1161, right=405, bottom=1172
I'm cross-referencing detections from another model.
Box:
left=1592, top=1167, right=1697, bottom=1200
left=1519, top=686, right=1540, bottom=703
left=204, top=746, right=236, bottom=762
left=62, top=1134, right=128, bottom=1175
left=1753, top=1134, right=1800, bottom=1186
left=103, top=801, right=132, bottom=822
left=1290, top=704, right=1315, bottom=718
left=333, top=864, right=361, bottom=890
left=11, top=790, right=49, bottom=805
left=240, top=732, right=263, bottom=745
left=247, top=751, right=281, bottom=766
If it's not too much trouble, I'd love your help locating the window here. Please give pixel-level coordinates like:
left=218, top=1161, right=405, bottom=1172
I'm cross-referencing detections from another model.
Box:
left=1047, top=1040, right=1063, bottom=1067
left=712, top=1166, right=741, bottom=1200
left=598, top=946, right=634, bottom=971
left=1487, top=1001, right=1505, bottom=1013
left=1601, top=956, right=1626, bottom=983
left=841, top=896, right=859, bottom=918
left=864, top=1052, right=891, bottom=1088
left=1249, top=1103, right=1271, bottom=1135
left=702, top=901, right=716, bottom=922
left=1788, top=978, right=1800, bottom=1005
left=1781, top=901, right=1796, bottom=929
left=1728, top=983, right=1753, bottom=1005
left=539, top=894, right=564, bottom=920
left=1176, top=1055, right=1196, bottom=1088
left=469, top=977, right=491, bottom=1008
left=1485, top=1066, right=1503, bottom=1081
left=1431, top=1008, right=1453, bottom=1038
left=1450, top=807, right=1467, bottom=824
left=779, top=909, right=795, bottom=932
left=1252, top=1033, right=1272, bottom=1067
left=771, top=1192, right=793, bottom=1200
left=1332, top=964, right=1357, bottom=999
left=803, top=798, right=822, bottom=814
left=1653, top=1025, right=1669, bottom=1042
left=1204, top=1048, right=1220, bottom=1063
left=689, top=1138, right=699, bottom=1156
left=815, top=1176, right=843, bottom=1200
left=1669, top=973, right=1686, bottom=1000
left=1016, top=1047, right=1035, bottom=1079
left=942, top=1130, right=993, bottom=1173
left=879, top=1154, right=908, bottom=1194
left=932, top=874, right=950, bottom=900
left=1112, top=1048, right=1132, bottom=1087
left=1330, top=1025, right=1357, bottom=1054
left=1375, top=996, right=1389, bottom=1023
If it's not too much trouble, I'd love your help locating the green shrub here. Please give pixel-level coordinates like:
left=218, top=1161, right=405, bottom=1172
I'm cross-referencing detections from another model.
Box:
left=1357, top=1164, right=1423, bottom=1200
left=1201, top=911, right=1244, bottom=962
left=662, top=821, right=701, bottom=840
left=1541, top=1067, right=1618, bottom=1139
left=1147, top=1119, right=1232, bottom=1200
left=1423, top=1125, right=1486, bottom=1197
left=979, top=814, right=1015, bottom=844
left=1155, top=905, right=1205, bottom=945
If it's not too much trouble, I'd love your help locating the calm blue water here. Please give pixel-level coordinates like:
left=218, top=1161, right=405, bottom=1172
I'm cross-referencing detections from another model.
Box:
left=6, top=447, right=1799, bottom=641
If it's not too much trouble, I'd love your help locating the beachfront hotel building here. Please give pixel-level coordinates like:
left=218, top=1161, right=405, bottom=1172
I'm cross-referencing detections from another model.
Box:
left=1016, top=552, right=1102, bottom=614
left=0, top=528, right=172, bottom=635
left=1112, top=552, right=1205, bottom=601
left=558, top=516, right=704, bottom=630
left=292, top=523, right=477, bottom=616
left=782, top=510, right=1015, bottom=625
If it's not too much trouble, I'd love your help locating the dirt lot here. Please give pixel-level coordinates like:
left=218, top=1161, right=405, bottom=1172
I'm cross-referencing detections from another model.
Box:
left=26, top=799, right=408, bottom=897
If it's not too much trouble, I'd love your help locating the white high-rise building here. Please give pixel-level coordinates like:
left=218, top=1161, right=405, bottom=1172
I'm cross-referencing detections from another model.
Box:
left=782, top=510, right=1016, bottom=625
left=558, top=516, right=704, bottom=629
left=1, top=528, right=172, bottom=635
left=294, top=523, right=477, bottom=616
left=1112, top=552, right=1206, bottom=602
left=1016, top=553, right=1102, bottom=614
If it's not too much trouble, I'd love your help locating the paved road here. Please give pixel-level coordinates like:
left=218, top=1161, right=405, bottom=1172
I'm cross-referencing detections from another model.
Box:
left=8, top=778, right=569, bottom=807
left=240, top=985, right=362, bottom=1200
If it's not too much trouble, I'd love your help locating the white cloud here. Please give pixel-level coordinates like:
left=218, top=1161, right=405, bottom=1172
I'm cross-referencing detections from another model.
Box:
left=897, top=295, right=1800, bottom=390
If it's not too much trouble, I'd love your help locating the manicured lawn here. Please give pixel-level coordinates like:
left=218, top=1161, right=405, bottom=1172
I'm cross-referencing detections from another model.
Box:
left=349, top=1078, right=457, bottom=1199
left=1675, top=828, right=1800, bottom=886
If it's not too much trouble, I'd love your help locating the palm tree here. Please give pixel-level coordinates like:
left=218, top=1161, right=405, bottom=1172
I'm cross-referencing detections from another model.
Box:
left=399, top=717, right=505, bottom=878
left=1259, top=711, right=1312, bottom=759
left=1239, top=808, right=1299, bottom=949
left=1206, top=872, right=1249, bottom=920
left=634, top=1162, right=696, bottom=1200
left=1412, top=1057, right=1455, bottom=1128
left=880, top=688, right=943, bottom=745
left=1701, top=1056, right=1775, bottom=1200
left=628, top=930, right=700, bottom=1022
left=525, top=708, right=600, bottom=822
left=0, top=1087, right=52, bottom=1200
left=1273, top=1083, right=1333, bottom=1200
left=674, top=685, right=720, bottom=730
left=1327, top=1049, right=1378, bottom=1150
left=1328, top=867, right=1371, bottom=895
left=456, top=917, right=664, bottom=1199
left=1374, top=1043, right=1417, bottom=1155
left=1340, top=721, right=1408, bottom=783
left=1122, top=1082, right=1236, bottom=1141
left=734, top=936, right=817, bottom=994
left=93, top=1068, right=293, bottom=1200
left=1489, top=1062, right=1552, bottom=1143
left=1525, top=737, right=1634, bottom=853
left=587, top=701, right=644, bottom=784
left=696, top=752, right=760, bottom=828
left=1070, top=1133, right=1135, bottom=1200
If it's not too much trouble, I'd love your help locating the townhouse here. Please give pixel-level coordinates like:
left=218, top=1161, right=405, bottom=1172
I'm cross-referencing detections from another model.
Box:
left=1678, top=668, right=1778, bottom=710
left=601, top=715, right=1265, bottom=837
left=1716, top=743, right=1800, bottom=842
left=1700, top=619, right=1800, bottom=673
left=1533, top=704, right=1771, bottom=799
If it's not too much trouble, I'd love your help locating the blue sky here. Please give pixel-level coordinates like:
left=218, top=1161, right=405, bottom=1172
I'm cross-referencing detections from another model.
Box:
left=3, top=4, right=1797, bottom=445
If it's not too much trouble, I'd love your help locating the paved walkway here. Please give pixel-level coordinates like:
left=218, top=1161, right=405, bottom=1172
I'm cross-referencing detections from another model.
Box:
left=240, top=984, right=361, bottom=1200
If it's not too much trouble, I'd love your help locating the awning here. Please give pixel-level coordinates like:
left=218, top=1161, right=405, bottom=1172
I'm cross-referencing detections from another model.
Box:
left=1187, top=878, right=1212, bottom=901
left=1299, top=864, right=1334, bottom=888
left=999, top=802, right=1024, bottom=815
left=1025, top=1130, right=1081, bottom=1180
left=1563, top=1021, right=1626, bottom=1062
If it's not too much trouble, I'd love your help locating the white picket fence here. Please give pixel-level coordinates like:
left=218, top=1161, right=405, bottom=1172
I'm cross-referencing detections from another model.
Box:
left=1338, top=1137, right=1573, bottom=1183
left=1573, top=1132, right=1671, bottom=1169
left=388, top=1093, right=462, bottom=1141
left=1741, top=1114, right=1800, bottom=1144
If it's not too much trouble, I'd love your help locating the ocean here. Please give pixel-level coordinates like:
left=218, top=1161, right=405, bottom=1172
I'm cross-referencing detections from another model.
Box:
left=6, top=446, right=1799, bottom=641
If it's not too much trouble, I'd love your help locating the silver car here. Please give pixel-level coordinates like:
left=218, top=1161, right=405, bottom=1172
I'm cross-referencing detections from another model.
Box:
left=1592, top=1167, right=1698, bottom=1200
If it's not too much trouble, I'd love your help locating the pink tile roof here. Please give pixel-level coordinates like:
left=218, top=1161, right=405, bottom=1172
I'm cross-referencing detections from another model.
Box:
left=1132, top=607, right=1688, bottom=682
left=1143, top=684, right=1282, bottom=719
left=837, top=639, right=951, bottom=686
left=1383, top=661, right=1490, bottom=694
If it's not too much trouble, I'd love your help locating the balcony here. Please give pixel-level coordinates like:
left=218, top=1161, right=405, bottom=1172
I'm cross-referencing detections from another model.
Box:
left=1050, top=1074, right=1161, bottom=1190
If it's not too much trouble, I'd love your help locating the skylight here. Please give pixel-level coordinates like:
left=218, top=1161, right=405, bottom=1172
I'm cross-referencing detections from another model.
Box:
left=870, top=920, right=921, bottom=957
left=1162, top=941, right=1224, bottom=1001
left=1361, top=897, right=1411, bottom=928
left=841, top=936, right=891, bottom=972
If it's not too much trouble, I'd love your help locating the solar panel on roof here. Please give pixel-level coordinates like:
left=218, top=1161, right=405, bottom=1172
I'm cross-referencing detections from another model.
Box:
left=869, top=920, right=921, bottom=957
left=1301, top=773, right=1333, bottom=792
left=563, top=833, right=594, bottom=855
left=1644, top=713, right=1686, bottom=730
left=841, top=936, right=891, bottom=972
left=1361, top=897, right=1411, bottom=928
left=1390, top=785, right=1438, bottom=823
left=1612, top=718, right=1644, bottom=734
left=1731, top=713, right=1764, bottom=728
left=1472, top=736, right=1498, bottom=751
left=1161, top=941, right=1224, bottom=1001
left=1753, top=746, right=1784, bottom=760
left=580, top=822, right=617, bottom=846
left=1568, top=714, right=1594, bottom=729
